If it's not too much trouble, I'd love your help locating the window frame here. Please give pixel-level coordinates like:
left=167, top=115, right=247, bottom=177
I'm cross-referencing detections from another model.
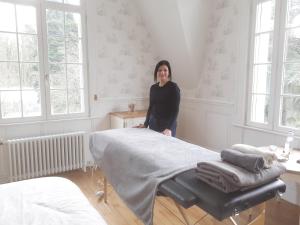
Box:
left=0, top=0, right=89, bottom=124
left=273, top=0, right=288, bottom=133
left=247, top=0, right=300, bottom=135
left=0, top=0, right=46, bottom=124
left=41, top=0, right=89, bottom=120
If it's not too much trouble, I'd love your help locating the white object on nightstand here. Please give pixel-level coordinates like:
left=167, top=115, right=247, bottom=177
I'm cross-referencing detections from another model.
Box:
left=110, top=110, right=147, bottom=129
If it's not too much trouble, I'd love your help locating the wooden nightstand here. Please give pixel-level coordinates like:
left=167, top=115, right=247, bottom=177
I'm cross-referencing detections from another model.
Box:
left=260, top=146, right=300, bottom=225
left=110, top=110, right=147, bottom=129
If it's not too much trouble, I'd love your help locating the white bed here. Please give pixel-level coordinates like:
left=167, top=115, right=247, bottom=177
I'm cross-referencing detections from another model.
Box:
left=0, top=177, right=107, bottom=225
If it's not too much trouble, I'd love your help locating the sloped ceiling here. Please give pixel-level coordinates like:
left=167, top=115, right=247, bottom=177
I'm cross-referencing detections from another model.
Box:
left=136, top=0, right=211, bottom=91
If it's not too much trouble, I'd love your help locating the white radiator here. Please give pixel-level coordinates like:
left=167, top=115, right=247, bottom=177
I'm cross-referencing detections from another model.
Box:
left=8, top=132, right=86, bottom=182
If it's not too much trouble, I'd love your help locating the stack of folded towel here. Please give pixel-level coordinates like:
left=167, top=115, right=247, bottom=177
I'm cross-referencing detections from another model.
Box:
left=196, top=144, right=286, bottom=193
left=231, top=144, right=277, bottom=168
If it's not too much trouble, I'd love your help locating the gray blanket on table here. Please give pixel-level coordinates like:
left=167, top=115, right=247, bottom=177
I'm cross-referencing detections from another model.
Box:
left=89, top=128, right=219, bottom=225
left=196, top=160, right=286, bottom=193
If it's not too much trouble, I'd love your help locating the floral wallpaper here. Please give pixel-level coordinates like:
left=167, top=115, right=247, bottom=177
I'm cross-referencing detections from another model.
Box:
left=191, top=0, right=240, bottom=102
left=92, top=0, right=159, bottom=98
left=89, top=0, right=243, bottom=101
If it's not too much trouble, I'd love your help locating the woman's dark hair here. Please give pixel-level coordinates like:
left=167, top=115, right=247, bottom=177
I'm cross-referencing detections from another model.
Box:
left=154, top=60, right=172, bottom=82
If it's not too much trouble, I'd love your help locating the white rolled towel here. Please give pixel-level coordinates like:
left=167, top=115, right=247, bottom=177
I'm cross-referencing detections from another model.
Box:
left=231, top=144, right=277, bottom=168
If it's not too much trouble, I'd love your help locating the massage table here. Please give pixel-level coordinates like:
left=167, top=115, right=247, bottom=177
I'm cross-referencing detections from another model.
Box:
left=0, top=177, right=107, bottom=225
left=159, top=169, right=285, bottom=225
left=99, top=169, right=286, bottom=225
left=89, top=128, right=286, bottom=225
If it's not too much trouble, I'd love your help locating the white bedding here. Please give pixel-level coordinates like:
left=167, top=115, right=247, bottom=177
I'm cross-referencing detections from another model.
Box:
left=0, top=177, right=107, bottom=225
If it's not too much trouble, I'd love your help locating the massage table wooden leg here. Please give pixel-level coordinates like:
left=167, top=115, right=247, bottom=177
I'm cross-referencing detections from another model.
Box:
left=104, top=176, right=107, bottom=203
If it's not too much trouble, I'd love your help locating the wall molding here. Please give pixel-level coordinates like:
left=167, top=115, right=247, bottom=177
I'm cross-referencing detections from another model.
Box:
left=233, top=123, right=300, bottom=140
left=0, top=116, right=95, bottom=128
left=182, top=97, right=234, bottom=107
left=0, top=97, right=149, bottom=127
left=98, top=97, right=148, bottom=102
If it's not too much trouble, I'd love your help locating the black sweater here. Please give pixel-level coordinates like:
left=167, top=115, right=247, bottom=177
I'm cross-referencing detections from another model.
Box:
left=144, top=81, right=180, bottom=129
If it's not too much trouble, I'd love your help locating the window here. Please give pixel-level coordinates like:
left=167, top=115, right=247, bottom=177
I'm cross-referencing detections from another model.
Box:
left=0, top=2, right=41, bottom=119
left=45, top=5, right=84, bottom=115
left=248, top=0, right=300, bottom=132
left=0, top=0, right=87, bottom=123
left=280, top=0, right=300, bottom=129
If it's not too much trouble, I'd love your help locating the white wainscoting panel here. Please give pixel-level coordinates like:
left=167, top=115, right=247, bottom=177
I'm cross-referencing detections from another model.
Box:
left=179, top=98, right=300, bottom=152
left=178, top=98, right=233, bottom=151
left=177, top=105, right=205, bottom=146
left=204, top=111, right=230, bottom=152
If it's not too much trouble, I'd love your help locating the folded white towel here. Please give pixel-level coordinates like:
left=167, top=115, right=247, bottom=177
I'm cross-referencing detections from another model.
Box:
left=231, top=144, right=277, bottom=168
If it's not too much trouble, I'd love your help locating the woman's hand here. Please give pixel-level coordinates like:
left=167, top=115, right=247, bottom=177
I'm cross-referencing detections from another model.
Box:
left=133, top=124, right=145, bottom=128
left=162, top=129, right=172, bottom=136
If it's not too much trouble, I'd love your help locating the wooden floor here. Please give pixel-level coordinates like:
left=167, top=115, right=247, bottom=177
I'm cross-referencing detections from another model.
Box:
left=57, top=168, right=265, bottom=225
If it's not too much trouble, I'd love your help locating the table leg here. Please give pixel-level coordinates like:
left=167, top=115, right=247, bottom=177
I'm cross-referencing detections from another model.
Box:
left=104, top=176, right=107, bottom=203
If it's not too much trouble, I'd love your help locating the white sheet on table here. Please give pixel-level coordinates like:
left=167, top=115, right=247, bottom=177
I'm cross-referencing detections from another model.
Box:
left=0, top=177, right=107, bottom=225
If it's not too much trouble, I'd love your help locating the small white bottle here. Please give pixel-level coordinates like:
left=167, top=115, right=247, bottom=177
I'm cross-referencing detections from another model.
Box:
left=283, top=131, right=294, bottom=159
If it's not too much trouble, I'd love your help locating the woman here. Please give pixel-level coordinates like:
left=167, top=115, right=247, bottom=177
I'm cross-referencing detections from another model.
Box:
left=137, top=60, right=180, bottom=137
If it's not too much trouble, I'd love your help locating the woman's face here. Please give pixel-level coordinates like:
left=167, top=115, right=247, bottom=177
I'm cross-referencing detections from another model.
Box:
left=157, top=65, right=169, bottom=83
